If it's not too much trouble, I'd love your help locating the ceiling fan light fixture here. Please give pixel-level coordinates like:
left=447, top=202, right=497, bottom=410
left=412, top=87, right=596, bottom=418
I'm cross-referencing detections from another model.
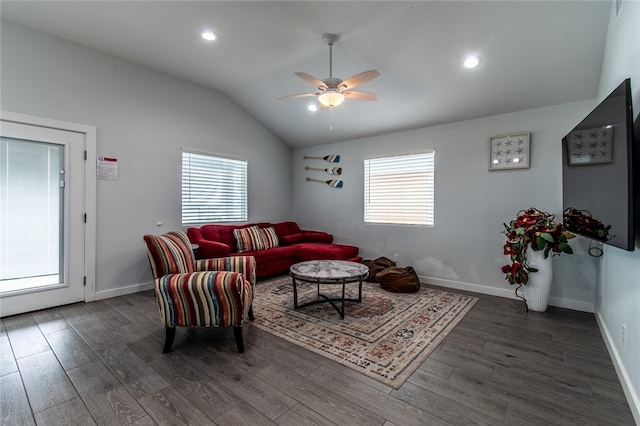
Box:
left=201, top=31, right=217, bottom=41
left=280, top=33, right=379, bottom=107
left=318, top=91, right=345, bottom=107
left=463, top=55, right=481, bottom=69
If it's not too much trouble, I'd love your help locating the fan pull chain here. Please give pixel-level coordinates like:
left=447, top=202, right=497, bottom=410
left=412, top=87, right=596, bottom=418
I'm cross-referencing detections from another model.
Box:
left=329, top=106, right=334, bottom=131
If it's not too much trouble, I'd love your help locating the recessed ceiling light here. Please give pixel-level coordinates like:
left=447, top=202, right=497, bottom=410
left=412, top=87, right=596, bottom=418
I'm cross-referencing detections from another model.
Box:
left=201, top=31, right=217, bottom=41
left=307, top=104, right=318, bottom=112
left=463, top=55, right=481, bottom=69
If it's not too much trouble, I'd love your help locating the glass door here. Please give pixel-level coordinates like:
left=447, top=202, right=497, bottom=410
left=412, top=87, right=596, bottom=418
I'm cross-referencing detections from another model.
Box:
left=0, top=121, right=85, bottom=316
left=1, top=138, right=65, bottom=293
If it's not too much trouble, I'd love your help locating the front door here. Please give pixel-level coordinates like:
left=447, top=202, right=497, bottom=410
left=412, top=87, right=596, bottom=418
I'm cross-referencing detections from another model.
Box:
left=0, top=121, right=86, bottom=316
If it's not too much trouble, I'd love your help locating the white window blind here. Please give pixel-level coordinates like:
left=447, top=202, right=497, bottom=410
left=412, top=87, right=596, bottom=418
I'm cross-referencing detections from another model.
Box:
left=364, top=151, right=434, bottom=226
left=181, top=151, right=247, bottom=225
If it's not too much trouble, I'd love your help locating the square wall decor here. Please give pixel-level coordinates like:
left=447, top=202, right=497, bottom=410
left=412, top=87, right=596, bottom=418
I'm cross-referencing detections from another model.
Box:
left=489, top=132, right=530, bottom=170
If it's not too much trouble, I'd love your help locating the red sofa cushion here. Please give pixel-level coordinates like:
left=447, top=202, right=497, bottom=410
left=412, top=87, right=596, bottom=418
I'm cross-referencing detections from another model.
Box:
left=302, top=231, right=333, bottom=244
left=199, top=223, right=253, bottom=253
left=235, top=246, right=298, bottom=264
left=281, top=233, right=305, bottom=245
left=295, top=243, right=359, bottom=261
left=272, top=221, right=302, bottom=238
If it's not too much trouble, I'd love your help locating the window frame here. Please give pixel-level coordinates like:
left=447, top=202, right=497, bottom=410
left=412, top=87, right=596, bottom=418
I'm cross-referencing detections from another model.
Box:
left=181, top=148, right=248, bottom=226
left=363, top=150, right=435, bottom=227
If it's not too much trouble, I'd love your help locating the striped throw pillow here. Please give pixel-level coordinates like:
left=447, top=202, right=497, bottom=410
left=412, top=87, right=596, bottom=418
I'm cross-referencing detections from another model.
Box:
left=233, top=225, right=266, bottom=253
left=261, top=227, right=279, bottom=249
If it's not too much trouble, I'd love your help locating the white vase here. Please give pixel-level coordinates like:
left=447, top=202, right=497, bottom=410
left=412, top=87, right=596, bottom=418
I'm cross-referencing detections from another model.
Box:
left=521, top=248, right=553, bottom=312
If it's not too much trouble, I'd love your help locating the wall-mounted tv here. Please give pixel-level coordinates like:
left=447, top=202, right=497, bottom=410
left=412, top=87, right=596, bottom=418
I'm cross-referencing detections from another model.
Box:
left=562, top=78, right=635, bottom=251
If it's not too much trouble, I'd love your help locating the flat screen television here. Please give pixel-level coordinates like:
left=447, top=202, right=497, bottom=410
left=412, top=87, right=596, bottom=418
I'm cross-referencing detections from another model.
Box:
left=562, top=78, right=635, bottom=251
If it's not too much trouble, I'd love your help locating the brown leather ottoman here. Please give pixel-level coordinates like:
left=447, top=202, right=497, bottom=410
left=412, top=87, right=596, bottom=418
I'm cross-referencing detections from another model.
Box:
left=295, top=243, right=360, bottom=261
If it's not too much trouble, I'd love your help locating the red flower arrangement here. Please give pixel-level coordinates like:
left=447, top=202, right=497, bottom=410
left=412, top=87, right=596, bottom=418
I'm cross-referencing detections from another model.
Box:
left=502, top=208, right=574, bottom=286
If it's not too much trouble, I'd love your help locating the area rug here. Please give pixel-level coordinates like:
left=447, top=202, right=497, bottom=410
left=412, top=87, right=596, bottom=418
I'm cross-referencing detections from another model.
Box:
left=250, top=275, right=478, bottom=388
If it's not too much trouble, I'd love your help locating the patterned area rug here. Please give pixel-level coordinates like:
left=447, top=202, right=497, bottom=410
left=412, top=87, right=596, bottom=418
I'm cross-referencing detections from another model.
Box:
left=250, top=275, right=478, bottom=388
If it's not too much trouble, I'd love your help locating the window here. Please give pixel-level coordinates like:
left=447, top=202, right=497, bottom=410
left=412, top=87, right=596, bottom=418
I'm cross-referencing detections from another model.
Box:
left=181, top=150, right=247, bottom=225
left=1, top=138, right=64, bottom=287
left=364, top=151, right=434, bottom=226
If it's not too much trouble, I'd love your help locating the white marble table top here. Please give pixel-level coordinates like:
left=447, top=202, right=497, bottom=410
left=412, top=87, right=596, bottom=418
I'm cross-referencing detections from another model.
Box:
left=290, top=260, right=369, bottom=281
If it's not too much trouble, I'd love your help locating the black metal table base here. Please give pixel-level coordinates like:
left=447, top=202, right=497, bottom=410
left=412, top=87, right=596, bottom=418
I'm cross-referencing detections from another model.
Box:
left=291, top=277, right=363, bottom=319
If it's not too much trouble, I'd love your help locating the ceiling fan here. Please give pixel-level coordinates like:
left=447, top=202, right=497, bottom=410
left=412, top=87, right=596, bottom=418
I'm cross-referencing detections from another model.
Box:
left=279, top=34, right=380, bottom=108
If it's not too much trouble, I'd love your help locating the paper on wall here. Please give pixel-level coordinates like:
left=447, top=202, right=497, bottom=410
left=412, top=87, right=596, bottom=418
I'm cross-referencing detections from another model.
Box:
left=97, top=156, right=118, bottom=180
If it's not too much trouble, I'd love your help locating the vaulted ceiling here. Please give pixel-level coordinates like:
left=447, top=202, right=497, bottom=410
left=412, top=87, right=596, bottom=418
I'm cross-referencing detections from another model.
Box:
left=1, top=1, right=611, bottom=148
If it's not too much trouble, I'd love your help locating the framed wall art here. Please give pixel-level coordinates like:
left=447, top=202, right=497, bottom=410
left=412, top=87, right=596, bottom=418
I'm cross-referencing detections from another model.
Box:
left=489, top=132, right=530, bottom=170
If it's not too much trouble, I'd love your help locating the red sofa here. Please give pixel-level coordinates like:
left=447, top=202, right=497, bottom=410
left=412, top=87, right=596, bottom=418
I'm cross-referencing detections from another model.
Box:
left=187, top=221, right=362, bottom=279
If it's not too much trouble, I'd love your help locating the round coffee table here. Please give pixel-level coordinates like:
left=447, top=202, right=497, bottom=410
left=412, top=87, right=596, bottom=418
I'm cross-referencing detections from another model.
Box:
left=289, top=260, right=369, bottom=319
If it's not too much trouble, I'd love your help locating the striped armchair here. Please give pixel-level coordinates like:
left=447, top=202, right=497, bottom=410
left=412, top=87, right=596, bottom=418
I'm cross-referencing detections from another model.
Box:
left=143, top=231, right=256, bottom=353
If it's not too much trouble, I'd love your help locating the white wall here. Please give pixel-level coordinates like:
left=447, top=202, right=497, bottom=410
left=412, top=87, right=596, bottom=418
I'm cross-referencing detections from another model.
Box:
left=0, top=20, right=292, bottom=297
left=595, top=1, right=640, bottom=422
left=293, top=99, right=600, bottom=312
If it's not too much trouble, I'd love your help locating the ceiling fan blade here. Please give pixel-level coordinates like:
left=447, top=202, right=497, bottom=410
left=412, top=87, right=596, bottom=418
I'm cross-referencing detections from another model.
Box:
left=342, top=90, right=379, bottom=101
left=295, top=72, right=328, bottom=90
left=277, top=92, right=318, bottom=100
left=339, top=70, right=380, bottom=90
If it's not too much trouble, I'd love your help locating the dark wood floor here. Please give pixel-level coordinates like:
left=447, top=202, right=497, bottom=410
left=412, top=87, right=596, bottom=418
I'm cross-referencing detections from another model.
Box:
left=1, top=280, right=635, bottom=425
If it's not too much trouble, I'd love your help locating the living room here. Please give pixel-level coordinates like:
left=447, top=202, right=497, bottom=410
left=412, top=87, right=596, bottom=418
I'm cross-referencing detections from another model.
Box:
left=1, top=1, right=638, bottom=424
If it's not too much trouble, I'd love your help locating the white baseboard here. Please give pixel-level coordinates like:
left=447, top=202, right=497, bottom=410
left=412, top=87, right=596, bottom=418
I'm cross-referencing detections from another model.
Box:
left=547, top=296, right=595, bottom=313
left=595, top=313, right=640, bottom=425
left=421, top=276, right=515, bottom=299
left=92, top=275, right=595, bottom=313
left=94, top=281, right=154, bottom=300
left=420, top=275, right=594, bottom=313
